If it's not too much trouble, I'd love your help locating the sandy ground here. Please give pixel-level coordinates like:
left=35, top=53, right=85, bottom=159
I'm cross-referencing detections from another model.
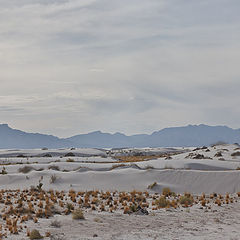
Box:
left=7, top=201, right=240, bottom=240
left=1, top=144, right=240, bottom=239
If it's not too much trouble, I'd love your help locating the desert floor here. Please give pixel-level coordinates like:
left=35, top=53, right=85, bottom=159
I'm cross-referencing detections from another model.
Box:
left=0, top=144, right=240, bottom=239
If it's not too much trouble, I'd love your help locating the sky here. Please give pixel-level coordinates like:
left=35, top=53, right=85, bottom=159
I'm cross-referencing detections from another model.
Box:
left=0, top=0, right=240, bottom=137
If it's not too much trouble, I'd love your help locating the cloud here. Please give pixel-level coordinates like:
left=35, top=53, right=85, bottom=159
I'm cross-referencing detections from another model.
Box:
left=0, top=0, right=240, bottom=136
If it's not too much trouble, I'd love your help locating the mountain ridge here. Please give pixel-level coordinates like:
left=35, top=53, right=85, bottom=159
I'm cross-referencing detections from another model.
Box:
left=0, top=123, right=240, bottom=149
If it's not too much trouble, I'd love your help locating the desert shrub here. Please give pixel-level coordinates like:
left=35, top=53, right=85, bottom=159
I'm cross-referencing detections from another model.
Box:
left=147, top=182, right=157, bottom=189
left=72, top=209, right=85, bottom=220
left=93, top=217, right=103, bottom=223
left=162, top=187, right=175, bottom=197
left=29, top=229, right=43, bottom=239
left=179, top=195, right=193, bottom=206
left=231, top=152, right=240, bottom=157
left=155, top=196, right=169, bottom=208
left=50, top=220, right=61, bottom=228
left=65, top=152, right=75, bottom=157
left=50, top=174, right=59, bottom=184
left=37, top=182, right=43, bottom=191
left=211, top=141, right=227, bottom=147
left=0, top=167, right=7, bottom=175
left=66, top=158, right=75, bottom=162
left=66, top=203, right=74, bottom=211
left=193, top=154, right=205, bottom=159
left=18, top=166, right=34, bottom=173
left=214, top=152, right=223, bottom=157
left=48, top=165, right=60, bottom=171
left=17, top=154, right=27, bottom=158
left=130, top=204, right=138, bottom=212
left=36, top=168, right=44, bottom=171
left=43, top=153, right=52, bottom=157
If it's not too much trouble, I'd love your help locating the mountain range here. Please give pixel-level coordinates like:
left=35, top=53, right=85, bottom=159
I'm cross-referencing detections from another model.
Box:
left=0, top=123, right=240, bottom=149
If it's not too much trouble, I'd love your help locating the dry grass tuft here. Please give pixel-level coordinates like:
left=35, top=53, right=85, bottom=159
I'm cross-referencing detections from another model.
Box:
left=147, top=182, right=157, bottom=189
left=18, top=166, right=34, bottom=174
left=72, top=209, right=85, bottom=220
left=155, top=196, right=169, bottom=208
left=29, top=229, right=43, bottom=239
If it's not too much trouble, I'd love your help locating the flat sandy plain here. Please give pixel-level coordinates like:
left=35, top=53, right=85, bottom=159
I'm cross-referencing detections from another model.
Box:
left=0, top=144, right=240, bottom=239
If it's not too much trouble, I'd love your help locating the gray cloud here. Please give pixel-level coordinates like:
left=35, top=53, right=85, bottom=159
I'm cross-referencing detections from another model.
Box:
left=0, top=0, right=240, bottom=137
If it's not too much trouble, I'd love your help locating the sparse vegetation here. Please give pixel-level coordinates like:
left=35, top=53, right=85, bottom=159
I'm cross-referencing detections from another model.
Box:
left=162, top=187, right=175, bottom=197
left=214, top=152, right=223, bottom=157
left=179, top=194, right=193, bottom=206
left=29, top=229, right=43, bottom=239
left=231, top=152, right=240, bottom=157
left=50, top=174, right=59, bottom=184
left=0, top=167, right=7, bottom=175
left=50, top=220, right=61, bottom=228
left=147, top=182, right=157, bottom=189
left=18, top=166, right=34, bottom=174
left=155, top=196, right=169, bottom=208
left=48, top=165, right=60, bottom=171
left=66, top=158, right=75, bottom=162
left=43, top=153, right=52, bottom=157
left=65, top=152, right=75, bottom=157
left=72, top=209, right=85, bottom=220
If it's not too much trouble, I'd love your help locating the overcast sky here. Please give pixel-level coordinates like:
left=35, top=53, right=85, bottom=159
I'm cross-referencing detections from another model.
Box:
left=0, top=0, right=240, bottom=137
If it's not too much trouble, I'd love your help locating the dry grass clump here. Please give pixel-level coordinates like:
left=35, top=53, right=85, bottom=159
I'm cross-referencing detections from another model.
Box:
left=0, top=167, right=7, bottom=175
left=65, top=152, right=75, bottom=157
left=48, top=165, right=60, bottom=171
left=155, top=196, right=169, bottom=208
left=231, top=152, right=240, bottom=157
left=72, top=209, right=85, bottom=220
left=114, top=155, right=159, bottom=163
left=179, top=193, right=194, bottom=207
left=29, top=229, right=43, bottom=239
left=18, top=166, right=34, bottom=174
left=66, top=158, right=75, bottom=162
left=50, top=174, right=59, bottom=184
left=162, top=187, right=175, bottom=197
left=214, top=152, right=223, bottom=157
left=147, top=182, right=157, bottom=189
left=114, top=153, right=180, bottom=163
left=50, top=220, right=61, bottom=228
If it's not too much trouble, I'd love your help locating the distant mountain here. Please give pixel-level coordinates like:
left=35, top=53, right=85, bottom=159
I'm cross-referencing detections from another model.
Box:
left=0, top=123, right=240, bottom=149
left=0, top=124, right=72, bottom=149
left=67, top=124, right=240, bottom=148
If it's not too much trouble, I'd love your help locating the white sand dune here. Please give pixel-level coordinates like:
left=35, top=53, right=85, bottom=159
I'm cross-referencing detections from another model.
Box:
left=1, top=144, right=240, bottom=239
left=0, top=144, right=240, bottom=194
